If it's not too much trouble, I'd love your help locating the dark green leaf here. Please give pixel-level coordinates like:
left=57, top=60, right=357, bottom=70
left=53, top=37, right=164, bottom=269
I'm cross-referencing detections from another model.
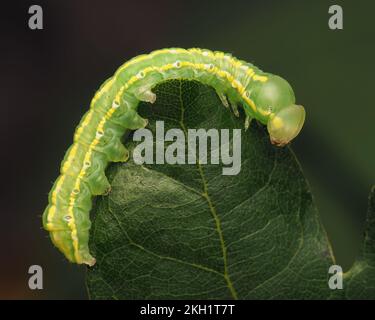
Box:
left=86, top=80, right=375, bottom=299
left=330, top=186, right=375, bottom=299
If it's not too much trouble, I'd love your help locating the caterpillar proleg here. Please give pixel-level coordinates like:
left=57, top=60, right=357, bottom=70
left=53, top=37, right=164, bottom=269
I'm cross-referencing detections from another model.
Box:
left=43, top=48, right=306, bottom=265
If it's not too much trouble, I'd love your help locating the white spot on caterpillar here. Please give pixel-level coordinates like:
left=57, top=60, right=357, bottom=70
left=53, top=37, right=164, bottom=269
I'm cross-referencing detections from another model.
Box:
left=202, top=51, right=209, bottom=56
left=137, top=71, right=145, bottom=79
left=240, top=65, right=249, bottom=70
left=112, top=100, right=120, bottom=109
left=169, top=49, right=177, bottom=54
left=174, top=61, right=181, bottom=68
left=96, top=130, right=104, bottom=139
left=84, top=161, right=91, bottom=168
left=64, top=215, right=72, bottom=221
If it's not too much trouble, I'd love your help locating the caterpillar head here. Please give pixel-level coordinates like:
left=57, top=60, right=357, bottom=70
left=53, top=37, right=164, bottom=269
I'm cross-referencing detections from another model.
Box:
left=267, top=104, right=305, bottom=146
left=253, top=75, right=305, bottom=146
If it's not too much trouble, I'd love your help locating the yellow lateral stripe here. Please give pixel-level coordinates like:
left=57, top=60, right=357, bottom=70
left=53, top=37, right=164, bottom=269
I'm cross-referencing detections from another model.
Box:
left=61, top=144, right=79, bottom=173
left=47, top=110, right=94, bottom=224
left=46, top=205, right=56, bottom=224
left=161, top=61, right=257, bottom=112
left=187, top=48, right=267, bottom=82
left=112, top=48, right=267, bottom=104
left=48, top=140, right=80, bottom=223
left=90, top=78, right=114, bottom=107
left=96, top=49, right=188, bottom=104
left=115, top=61, right=257, bottom=112
left=48, top=175, right=66, bottom=223
left=253, top=74, right=268, bottom=82
left=51, top=232, right=71, bottom=255
left=66, top=105, right=117, bottom=263
left=115, top=48, right=187, bottom=75
left=74, top=109, right=94, bottom=140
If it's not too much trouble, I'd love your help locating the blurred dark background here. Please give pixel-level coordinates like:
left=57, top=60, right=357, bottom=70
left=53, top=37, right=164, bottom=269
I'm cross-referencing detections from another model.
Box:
left=0, top=0, right=374, bottom=299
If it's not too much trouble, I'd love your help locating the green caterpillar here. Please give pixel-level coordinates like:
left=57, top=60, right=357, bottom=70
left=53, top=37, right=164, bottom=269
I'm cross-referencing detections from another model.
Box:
left=43, top=48, right=306, bottom=266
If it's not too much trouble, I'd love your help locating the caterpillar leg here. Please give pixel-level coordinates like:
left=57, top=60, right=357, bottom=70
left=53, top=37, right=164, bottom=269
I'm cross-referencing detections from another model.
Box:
left=103, top=185, right=112, bottom=195
left=228, top=97, right=239, bottom=117
left=244, top=115, right=253, bottom=131
left=134, top=87, right=156, bottom=104
left=217, top=92, right=229, bottom=108
left=113, top=143, right=130, bottom=164
left=88, top=171, right=112, bottom=196
left=113, top=142, right=130, bottom=163
left=116, top=109, right=148, bottom=130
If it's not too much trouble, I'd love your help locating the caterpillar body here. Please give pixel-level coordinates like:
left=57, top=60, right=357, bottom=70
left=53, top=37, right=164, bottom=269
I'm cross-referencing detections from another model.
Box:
left=43, top=48, right=306, bottom=266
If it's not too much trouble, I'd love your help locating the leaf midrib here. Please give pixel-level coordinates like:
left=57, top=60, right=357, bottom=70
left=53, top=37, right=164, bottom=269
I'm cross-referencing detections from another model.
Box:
left=177, top=81, right=238, bottom=299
